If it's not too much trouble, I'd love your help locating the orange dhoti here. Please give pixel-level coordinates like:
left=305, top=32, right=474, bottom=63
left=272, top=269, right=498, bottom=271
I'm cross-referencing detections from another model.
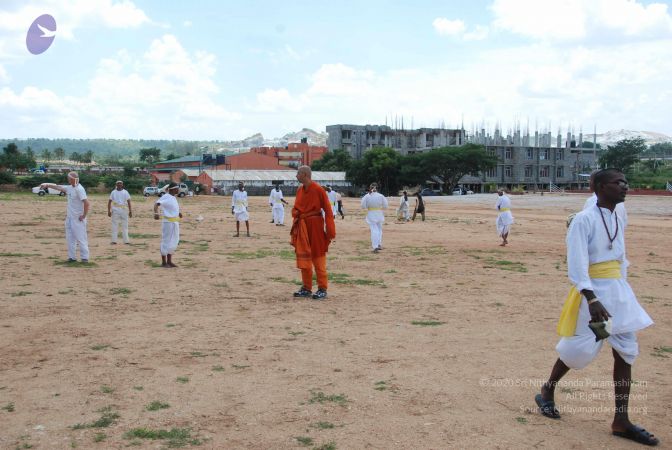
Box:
left=291, top=182, right=336, bottom=291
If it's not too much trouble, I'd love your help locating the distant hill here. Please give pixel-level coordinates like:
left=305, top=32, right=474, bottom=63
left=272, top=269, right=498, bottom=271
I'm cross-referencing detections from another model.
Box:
left=594, top=129, right=672, bottom=147
left=0, top=128, right=328, bottom=160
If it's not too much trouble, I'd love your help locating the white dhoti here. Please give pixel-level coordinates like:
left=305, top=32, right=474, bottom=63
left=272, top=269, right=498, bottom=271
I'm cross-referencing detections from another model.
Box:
left=65, top=216, right=89, bottom=261
left=111, top=207, right=129, bottom=243
left=556, top=272, right=652, bottom=369
left=160, top=221, right=180, bottom=256
left=557, top=332, right=639, bottom=369
left=496, top=210, right=514, bottom=236
left=272, top=205, right=284, bottom=225
left=366, top=214, right=384, bottom=250
left=235, top=210, right=249, bottom=222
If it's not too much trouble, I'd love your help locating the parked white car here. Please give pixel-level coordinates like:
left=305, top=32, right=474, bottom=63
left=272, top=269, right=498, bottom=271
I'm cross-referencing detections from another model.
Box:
left=143, top=186, right=161, bottom=197
left=32, top=186, right=64, bottom=196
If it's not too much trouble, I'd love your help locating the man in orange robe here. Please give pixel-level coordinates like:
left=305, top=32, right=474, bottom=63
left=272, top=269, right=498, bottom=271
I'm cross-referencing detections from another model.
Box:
left=290, top=166, right=336, bottom=300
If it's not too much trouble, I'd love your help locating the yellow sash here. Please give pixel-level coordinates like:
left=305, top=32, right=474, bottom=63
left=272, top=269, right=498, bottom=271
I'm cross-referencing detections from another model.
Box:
left=164, top=216, right=180, bottom=222
left=500, top=207, right=510, bottom=212
left=113, top=202, right=126, bottom=208
left=367, top=207, right=382, bottom=211
left=556, top=260, right=621, bottom=336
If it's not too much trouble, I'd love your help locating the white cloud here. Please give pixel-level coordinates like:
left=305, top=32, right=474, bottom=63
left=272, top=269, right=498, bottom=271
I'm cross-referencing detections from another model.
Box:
left=433, top=17, right=488, bottom=41
left=0, top=34, right=240, bottom=139
left=255, top=88, right=303, bottom=112
left=491, top=0, right=672, bottom=41
left=250, top=37, right=672, bottom=137
left=464, top=25, right=489, bottom=41
left=183, top=20, right=192, bottom=27
left=432, top=18, right=466, bottom=36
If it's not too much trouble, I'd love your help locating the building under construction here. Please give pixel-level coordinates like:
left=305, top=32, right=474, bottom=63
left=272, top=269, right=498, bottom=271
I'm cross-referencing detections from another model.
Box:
left=326, top=123, right=600, bottom=191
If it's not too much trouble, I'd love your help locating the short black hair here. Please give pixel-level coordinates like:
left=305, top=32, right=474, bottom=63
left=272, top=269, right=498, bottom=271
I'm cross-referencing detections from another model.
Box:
left=593, top=168, right=623, bottom=190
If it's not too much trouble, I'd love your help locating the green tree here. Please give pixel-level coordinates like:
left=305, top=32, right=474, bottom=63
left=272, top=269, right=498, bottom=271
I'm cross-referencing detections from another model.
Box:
left=598, top=138, right=646, bottom=173
left=70, top=151, right=81, bottom=163
left=82, top=150, right=94, bottom=164
left=398, top=153, right=429, bottom=188
left=139, top=147, right=161, bottom=163
left=347, top=147, right=402, bottom=196
left=311, top=148, right=352, bottom=172
left=1, top=143, right=36, bottom=171
left=41, top=148, right=52, bottom=162
left=54, top=147, right=65, bottom=160
left=421, top=144, right=497, bottom=193
left=581, top=141, right=601, bottom=149
left=646, top=142, right=672, bottom=157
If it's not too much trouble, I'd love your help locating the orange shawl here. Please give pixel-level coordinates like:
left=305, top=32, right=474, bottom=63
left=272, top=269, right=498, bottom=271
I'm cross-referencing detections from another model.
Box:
left=290, top=182, right=336, bottom=269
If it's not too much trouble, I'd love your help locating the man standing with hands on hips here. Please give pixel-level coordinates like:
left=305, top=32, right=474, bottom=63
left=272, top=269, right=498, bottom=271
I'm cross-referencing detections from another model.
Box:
left=40, top=171, right=90, bottom=263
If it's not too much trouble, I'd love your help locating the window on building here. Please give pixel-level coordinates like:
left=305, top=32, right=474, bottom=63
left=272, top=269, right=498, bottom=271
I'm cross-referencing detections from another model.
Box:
left=505, top=148, right=512, bottom=159
left=556, top=149, right=564, bottom=160
left=540, top=166, right=549, bottom=177
left=524, top=166, right=533, bottom=177
left=527, top=148, right=534, bottom=160
left=342, top=130, right=351, bottom=139
left=487, top=147, right=496, bottom=156
left=504, top=166, right=512, bottom=177
left=366, top=131, right=376, bottom=140
left=556, top=166, right=564, bottom=177
left=485, top=167, right=496, bottom=177
left=540, top=149, right=549, bottom=160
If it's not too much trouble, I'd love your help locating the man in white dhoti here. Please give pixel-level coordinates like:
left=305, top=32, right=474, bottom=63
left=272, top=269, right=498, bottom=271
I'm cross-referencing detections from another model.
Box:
left=232, top=181, right=250, bottom=237
left=535, top=169, right=658, bottom=446
left=495, top=189, right=514, bottom=246
left=40, top=171, right=90, bottom=262
left=268, top=185, right=288, bottom=226
left=107, top=180, right=132, bottom=244
left=360, top=183, right=388, bottom=253
left=397, top=191, right=410, bottom=222
left=326, top=185, right=338, bottom=218
left=154, top=182, right=182, bottom=268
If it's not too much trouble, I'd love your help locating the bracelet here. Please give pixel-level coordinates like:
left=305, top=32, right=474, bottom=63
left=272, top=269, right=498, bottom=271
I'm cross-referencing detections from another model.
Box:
left=587, top=298, right=599, bottom=305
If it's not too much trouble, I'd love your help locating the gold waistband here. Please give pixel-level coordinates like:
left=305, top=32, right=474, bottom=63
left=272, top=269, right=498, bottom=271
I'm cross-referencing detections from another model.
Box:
left=164, top=216, right=180, bottom=222
left=499, top=207, right=510, bottom=212
left=367, top=207, right=382, bottom=211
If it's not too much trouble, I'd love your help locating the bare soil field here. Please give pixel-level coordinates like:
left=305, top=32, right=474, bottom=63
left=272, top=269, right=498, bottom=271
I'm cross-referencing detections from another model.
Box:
left=1, top=191, right=670, bottom=449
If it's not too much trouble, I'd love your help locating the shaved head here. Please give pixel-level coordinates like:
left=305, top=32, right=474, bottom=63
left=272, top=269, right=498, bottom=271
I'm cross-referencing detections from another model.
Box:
left=297, top=165, right=312, bottom=177
left=67, top=171, right=78, bottom=180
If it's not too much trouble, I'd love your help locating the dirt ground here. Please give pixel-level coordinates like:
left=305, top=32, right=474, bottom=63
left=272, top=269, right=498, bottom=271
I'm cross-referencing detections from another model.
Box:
left=1, top=190, right=670, bottom=450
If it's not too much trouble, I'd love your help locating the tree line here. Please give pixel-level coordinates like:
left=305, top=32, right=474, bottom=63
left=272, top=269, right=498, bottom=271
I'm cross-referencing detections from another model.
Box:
left=311, top=144, right=498, bottom=195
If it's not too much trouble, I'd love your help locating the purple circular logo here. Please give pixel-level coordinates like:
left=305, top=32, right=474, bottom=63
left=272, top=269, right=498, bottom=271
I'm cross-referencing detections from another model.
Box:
left=26, top=14, right=57, bottom=55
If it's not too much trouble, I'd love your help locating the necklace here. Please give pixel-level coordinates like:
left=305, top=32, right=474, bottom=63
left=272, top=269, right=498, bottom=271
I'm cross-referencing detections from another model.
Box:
left=596, top=205, right=618, bottom=250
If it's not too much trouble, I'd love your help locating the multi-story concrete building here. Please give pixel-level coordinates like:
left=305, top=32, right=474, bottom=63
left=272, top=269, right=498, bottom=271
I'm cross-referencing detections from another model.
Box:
left=470, top=128, right=599, bottom=190
left=326, top=123, right=599, bottom=190
left=326, top=124, right=465, bottom=159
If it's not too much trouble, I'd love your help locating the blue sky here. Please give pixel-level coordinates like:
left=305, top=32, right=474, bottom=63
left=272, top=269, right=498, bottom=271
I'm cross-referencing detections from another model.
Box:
left=1, top=0, right=672, bottom=140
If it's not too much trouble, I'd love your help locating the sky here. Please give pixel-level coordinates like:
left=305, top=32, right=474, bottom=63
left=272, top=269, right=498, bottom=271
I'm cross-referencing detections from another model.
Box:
left=1, top=0, right=672, bottom=140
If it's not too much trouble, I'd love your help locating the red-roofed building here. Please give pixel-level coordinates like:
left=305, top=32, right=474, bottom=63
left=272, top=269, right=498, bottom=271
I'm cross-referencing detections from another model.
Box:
left=250, top=139, right=326, bottom=168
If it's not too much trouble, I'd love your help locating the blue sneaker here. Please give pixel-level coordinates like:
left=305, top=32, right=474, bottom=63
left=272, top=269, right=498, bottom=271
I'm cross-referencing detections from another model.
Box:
left=293, top=287, right=312, bottom=298
left=312, top=289, right=327, bottom=300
